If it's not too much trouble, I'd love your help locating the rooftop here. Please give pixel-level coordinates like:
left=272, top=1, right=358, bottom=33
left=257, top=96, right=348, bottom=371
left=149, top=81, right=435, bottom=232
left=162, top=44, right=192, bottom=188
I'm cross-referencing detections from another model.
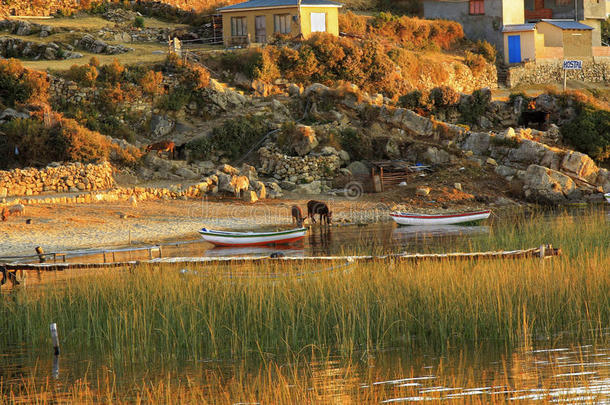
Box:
left=540, top=19, right=594, bottom=30
left=502, top=23, right=536, bottom=33
left=219, top=0, right=343, bottom=11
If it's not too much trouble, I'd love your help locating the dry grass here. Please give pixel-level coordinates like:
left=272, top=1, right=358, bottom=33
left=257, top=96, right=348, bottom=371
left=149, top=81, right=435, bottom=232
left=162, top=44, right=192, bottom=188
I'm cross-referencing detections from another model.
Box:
left=12, top=15, right=187, bottom=30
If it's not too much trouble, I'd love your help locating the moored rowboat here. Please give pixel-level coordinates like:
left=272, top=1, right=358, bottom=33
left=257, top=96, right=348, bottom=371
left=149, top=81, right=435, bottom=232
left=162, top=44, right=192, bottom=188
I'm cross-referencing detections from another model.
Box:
left=605, top=193, right=610, bottom=203
left=199, top=227, right=307, bottom=247
left=390, top=210, right=491, bottom=226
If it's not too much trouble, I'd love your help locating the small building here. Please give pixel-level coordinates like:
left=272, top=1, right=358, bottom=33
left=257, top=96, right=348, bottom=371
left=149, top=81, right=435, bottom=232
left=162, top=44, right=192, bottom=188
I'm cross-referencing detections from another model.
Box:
left=536, top=19, right=594, bottom=58
left=502, top=23, right=537, bottom=63
left=218, top=0, right=343, bottom=47
left=422, top=0, right=526, bottom=58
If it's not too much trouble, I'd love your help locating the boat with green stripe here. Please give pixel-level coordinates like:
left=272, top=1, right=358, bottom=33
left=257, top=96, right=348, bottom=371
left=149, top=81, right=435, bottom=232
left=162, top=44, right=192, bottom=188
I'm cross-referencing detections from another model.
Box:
left=199, top=227, right=307, bottom=247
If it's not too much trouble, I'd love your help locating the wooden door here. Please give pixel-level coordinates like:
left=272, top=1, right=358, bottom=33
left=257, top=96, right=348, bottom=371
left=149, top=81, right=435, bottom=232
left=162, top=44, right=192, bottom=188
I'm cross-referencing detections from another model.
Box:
left=255, top=16, right=267, bottom=43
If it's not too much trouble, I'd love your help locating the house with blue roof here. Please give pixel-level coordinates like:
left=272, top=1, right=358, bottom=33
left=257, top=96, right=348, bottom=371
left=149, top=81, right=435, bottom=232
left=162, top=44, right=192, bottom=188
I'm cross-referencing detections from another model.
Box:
left=218, top=0, right=343, bottom=46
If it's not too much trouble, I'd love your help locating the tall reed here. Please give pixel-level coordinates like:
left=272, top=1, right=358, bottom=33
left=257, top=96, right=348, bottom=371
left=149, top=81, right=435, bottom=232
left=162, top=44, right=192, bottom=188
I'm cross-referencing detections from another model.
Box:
left=1, top=210, right=609, bottom=364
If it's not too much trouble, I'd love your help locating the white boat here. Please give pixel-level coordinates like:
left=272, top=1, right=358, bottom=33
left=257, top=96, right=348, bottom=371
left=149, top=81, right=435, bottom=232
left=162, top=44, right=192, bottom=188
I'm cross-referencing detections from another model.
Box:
left=390, top=210, right=491, bottom=226
left=199, top=227, right=307, bottom=247
left=605, top=193, right=610, bottom=203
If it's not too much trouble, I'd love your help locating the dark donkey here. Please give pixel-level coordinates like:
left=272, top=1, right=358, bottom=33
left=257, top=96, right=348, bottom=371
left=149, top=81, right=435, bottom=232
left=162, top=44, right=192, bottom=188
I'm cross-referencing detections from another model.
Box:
left=291, top=205, right=305, bottom=227
left=307, top=200, right=332, bottom=225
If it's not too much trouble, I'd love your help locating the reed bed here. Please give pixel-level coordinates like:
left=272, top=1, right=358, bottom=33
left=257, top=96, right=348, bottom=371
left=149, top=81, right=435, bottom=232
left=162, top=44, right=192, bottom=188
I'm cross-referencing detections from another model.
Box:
left=1, top=210, right=609, bottom=364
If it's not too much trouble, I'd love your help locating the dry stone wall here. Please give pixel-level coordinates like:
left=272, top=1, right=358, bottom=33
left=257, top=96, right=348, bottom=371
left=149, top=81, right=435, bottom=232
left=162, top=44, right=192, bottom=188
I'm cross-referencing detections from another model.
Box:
left=507, top=61, right=610, bottom=88
left=0, top=162, right=115, bottom=198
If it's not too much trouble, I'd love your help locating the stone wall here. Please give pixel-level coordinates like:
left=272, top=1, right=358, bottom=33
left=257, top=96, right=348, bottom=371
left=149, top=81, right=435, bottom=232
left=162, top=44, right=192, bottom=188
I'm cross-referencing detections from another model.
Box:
left=507, top=60, right=610, bottom=88
left=258, top=146, right=343, bottom=184
left=0, top=162, right=115, bottom=198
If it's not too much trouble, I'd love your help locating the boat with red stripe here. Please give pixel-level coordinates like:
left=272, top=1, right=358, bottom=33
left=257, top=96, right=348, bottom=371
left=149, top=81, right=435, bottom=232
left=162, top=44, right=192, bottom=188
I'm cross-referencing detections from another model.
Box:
left=199, top=227, right=307, bottom=247
left=390, top=210, right=491, bottom=226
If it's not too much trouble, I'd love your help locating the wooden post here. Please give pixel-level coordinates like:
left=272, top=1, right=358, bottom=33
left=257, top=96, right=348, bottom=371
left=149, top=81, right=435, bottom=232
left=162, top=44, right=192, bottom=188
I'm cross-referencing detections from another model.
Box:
left=158, top=246, right=163, bottom=258
left=35, top=246, right=46, bottom=263
left=563, top=68, right=567, bottom=92
left=112, top=251, right=116, bottom=262
left=148, top=248, right=153, bottom=260
left=380, top=167, right=384, bottom=192
left=103, top=251, right=107, bottom=263
left=50, top=323, right=60, bottom=356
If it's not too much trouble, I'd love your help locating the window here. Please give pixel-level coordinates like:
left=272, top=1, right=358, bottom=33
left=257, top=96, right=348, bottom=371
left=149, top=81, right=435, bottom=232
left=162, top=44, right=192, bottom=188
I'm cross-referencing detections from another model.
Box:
left=274, top=14, right=291, bottom=34
left=231, top=17, right=247, bottom=37
left=469, top=0, right=485, bottom=15
left=311, top=12, right=326, bottom=32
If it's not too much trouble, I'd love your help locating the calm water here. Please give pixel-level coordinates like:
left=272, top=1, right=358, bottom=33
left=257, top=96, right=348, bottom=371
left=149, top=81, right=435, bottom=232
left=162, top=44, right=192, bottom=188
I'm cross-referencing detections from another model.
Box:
left=2, top=206, right=609, bottom=402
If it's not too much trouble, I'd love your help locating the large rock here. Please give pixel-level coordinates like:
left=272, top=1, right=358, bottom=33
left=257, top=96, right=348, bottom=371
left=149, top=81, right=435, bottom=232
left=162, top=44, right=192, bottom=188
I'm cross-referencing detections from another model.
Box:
left=422, top=147, right=451, bottom=164
left=217, top=172, right=234, bottom=194
left=150, top=114, right=174, bottom=138
left=521, top=164, right=580, bottom=204
left=294, top=180, right=322, bottom=195
left=507, top=139, right=546, bottom=166
left=293, top=125, right=318, bottom=156
left=347, top=161, right=369, bottom=176
left=461, top=132, right=491, bottom=155
left=560, top=151, right=598, bottom=181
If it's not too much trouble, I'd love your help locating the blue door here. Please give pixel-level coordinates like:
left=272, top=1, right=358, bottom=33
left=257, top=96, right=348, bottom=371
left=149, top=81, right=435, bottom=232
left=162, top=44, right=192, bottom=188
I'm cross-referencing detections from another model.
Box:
left=508, top=35, right=521, bottom=64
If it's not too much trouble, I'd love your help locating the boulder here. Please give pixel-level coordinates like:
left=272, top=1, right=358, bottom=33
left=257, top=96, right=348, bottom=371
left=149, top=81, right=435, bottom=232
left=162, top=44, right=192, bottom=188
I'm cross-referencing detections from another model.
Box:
left=347, top=161, right=369, bottom=176
left=217, top=172, right=234, bottom=194
left=288, top=83, right=303, bottom=97
left=338, top=150, right=350, bottom=163
left=560, top=151, right=598, bottom=181
left=150, top=114, right=174, bottom=138
left=521, top=164, right=579, bottom=204
left=507, top=139, right=546, bottom=166
left=221, top=164, right=239, bottom=176
left=304, top=83, right=330, bottom=97
left=175, top=167, right=198, bottom=179
left=294, top=180, right=322, bottom=195
left=422, top=147, right=451, bottom=164
left=242, top=190, right=258, bottom=203
left=0, top=108, right=30, bottom=121
left=293, top=125, right=318, bottom=156
left=279, top=180, right=296, bottom=191
left=461, top=132, right=491, bottom=155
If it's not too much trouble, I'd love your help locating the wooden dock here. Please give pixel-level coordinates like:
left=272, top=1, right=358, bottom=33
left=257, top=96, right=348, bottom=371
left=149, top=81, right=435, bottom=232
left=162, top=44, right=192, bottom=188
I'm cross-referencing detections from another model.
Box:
left=1, top=245, right=561, bottom=275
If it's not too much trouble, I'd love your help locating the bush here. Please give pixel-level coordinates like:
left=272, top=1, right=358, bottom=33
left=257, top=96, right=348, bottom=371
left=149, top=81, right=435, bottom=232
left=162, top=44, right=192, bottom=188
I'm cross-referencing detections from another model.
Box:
left=602, top=17, right=609, bottom=45
left=339, top=127, right=372, bottom=161
left=157, top=87, right=190, bottom=111
left=464, top=51, right=487, bottom=75
left=429, top=86, right=460, bottom=108
left=458, top=89, right=489, bottom=125
left=140, top=70, right=164, bottom=100
left=65, top=64, right=98, bottom=87
left=0, top=59, right=49, bottom=107
left=186, top=136, right=213, bottom=161
left=561, top=104, right=610, bottom=161
left=99, top=59, right=125, bottom=84
left=208, top=115, right=268, bottom=160
left=338, top=11, right=369, bottom=36
left=398, top=90, right=425, bottom=109
left=474, top=40, right=497, bottom=63
left=134, top=16, right=145, bottom=28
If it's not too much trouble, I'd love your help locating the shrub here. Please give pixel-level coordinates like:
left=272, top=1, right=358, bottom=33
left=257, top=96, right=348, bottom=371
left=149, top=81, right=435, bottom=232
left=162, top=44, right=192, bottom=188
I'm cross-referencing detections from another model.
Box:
left=0, top=59, right=49, bottom=107
left=464, top=51, right=487, bottom=75
left=429, top=86, right=460, bottom=108
left=339, top=127, right=372, bottom=160
left=99, top=59, right=125, bottom=84
left=58, top=118, right=110, bottom=163
left=458, top=89, right=490, bottom=125
left=65, top=64, right=98, bottom=87
left=157, top=87, right=190, bottom=111
left=140, top=70, right=164, bottom=100
left=134, top=16, right=145, bottom=28
left=208, top=115, right=268, bottom=160
left=474, top=40, right=497, bottom=63
left=338, top=11, right=369, bottom=36
left=602, top=17, right=609, bottom=45
left=398, top=90, right=425, bottom=109
left=561, top=104, right=610, bottom=161
left=186, top=136, right=213, bottom=161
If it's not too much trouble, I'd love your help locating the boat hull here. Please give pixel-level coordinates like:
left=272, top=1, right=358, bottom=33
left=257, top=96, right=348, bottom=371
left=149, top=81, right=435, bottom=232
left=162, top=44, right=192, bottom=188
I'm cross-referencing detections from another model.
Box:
left=390, top=210, right=491, bottom=226
left=199, top=228, right=307, bottom=247
left=605, top=193, right=610, bottom=203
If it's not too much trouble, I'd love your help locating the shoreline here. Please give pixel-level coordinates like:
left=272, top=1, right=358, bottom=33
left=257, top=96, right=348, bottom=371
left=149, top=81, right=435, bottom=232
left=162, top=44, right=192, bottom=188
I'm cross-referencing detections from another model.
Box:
left=0, top=195, right=501, bottom=257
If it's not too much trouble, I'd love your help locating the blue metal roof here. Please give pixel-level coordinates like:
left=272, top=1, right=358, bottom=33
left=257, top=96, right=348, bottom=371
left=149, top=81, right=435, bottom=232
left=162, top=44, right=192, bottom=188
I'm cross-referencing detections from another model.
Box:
left=502, top=23, right=536, bottom=33
left=219, top=0, right=343, bottom=11
left=540, top=19, right=593, bottom=30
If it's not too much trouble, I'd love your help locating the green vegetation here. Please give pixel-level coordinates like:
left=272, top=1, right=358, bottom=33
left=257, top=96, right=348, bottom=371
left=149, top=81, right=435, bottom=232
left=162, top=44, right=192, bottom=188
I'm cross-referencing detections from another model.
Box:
left=187, top=115, right=268, bottom=161
left=458, top=88, right=490, bottom=125
left=602, top=17, right=609, bottom=45
left=561, top=104, right=610, bottom=161
left=134, top=16, right=145, bottom=28
left=0, top=58, right=49, bottom=108
left=1, top=211, right=608, bottom=363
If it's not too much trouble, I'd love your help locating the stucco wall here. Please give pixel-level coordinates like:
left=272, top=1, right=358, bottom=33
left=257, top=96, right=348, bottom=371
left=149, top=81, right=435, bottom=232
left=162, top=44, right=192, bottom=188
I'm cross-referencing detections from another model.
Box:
left=502, top=0, right=525, bottom=24
left=422, top=0, right=505, bottom=51
left=580, top=18, right=601, bottom=46
left=563, top=29, right=593, bottom=58
left=300, top=6, right=340, bottom=38
left=537, top=21, right=564, bottom=46
left=503, top=30, right=537, bottom=63
left=221, top=6, right=339, bottom=46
